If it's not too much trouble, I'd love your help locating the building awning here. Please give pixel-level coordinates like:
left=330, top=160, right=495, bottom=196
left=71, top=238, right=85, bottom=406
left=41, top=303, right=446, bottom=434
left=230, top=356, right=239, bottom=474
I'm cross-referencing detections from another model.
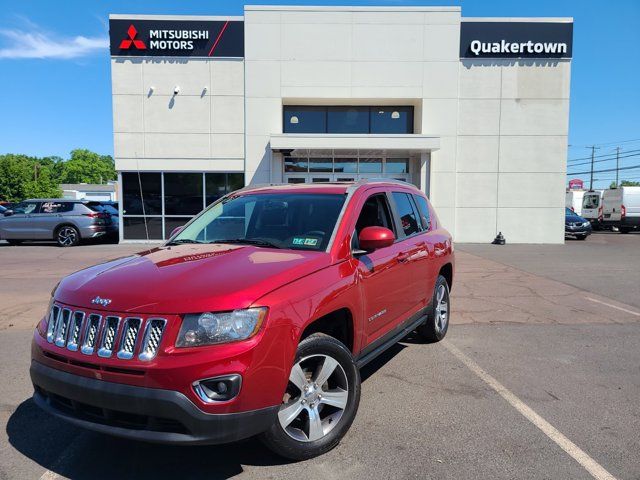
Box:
left=270, top=134, right=440, bottom=154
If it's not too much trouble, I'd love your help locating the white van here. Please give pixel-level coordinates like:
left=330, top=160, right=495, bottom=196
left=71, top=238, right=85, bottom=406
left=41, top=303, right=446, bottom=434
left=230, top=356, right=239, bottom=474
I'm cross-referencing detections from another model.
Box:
left=581, top=190, right=604, bottom=228
left=565, top=190, right=585, bottom=216
left=602, top=186, right=640, bottom=233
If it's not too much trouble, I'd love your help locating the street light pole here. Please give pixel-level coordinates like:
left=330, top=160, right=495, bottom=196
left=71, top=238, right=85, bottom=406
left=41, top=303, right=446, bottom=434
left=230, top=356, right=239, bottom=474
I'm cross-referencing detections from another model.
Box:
left=588, top=146, right=600, bottom=191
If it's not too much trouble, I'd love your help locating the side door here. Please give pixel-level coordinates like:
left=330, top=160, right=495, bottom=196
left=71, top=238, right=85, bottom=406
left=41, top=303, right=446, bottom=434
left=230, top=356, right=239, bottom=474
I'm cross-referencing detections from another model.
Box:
left=0, top=201, right=41, bottom=239
left=389, top=191, right=434, bottom=309
left=352, top=190, right=414, bottom=344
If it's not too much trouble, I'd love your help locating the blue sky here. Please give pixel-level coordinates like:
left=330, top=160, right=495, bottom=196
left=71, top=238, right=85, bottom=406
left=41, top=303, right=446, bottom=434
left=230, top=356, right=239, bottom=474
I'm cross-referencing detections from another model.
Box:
left=0, top=0, right=638, bottom=188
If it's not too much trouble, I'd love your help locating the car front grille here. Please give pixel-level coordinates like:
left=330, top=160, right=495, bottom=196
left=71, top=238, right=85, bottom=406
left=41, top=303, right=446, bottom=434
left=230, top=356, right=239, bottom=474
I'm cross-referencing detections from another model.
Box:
left=46, top=304, right=167, bottom=361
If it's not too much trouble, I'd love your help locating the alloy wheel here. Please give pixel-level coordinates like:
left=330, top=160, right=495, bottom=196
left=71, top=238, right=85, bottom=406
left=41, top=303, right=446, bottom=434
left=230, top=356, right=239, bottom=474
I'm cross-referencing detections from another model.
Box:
left=434, top=283, right=449, bottom=333
left=278, top=354, right=349, bottom=442
left=58, top=227, right=78, bottom=246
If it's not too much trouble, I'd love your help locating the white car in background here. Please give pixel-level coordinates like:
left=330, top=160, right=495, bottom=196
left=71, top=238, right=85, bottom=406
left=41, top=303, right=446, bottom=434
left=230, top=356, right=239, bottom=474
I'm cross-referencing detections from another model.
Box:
left=581, top=190, right=604, bottom=229
left=565, top=190, right=585, bottom=216
left=602, top=186, right=640, bottom=234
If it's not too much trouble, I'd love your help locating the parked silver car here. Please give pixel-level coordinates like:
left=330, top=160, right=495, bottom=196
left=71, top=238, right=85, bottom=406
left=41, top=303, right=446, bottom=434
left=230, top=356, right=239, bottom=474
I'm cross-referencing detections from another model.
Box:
left=0, top=199, right=118, bottom=247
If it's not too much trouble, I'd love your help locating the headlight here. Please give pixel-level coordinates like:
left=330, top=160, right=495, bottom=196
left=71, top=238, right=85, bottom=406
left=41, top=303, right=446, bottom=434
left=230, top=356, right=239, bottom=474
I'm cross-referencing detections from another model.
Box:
left=176, top=307, right=267, bottom=347
left=583, top=222, right=590, bottom=227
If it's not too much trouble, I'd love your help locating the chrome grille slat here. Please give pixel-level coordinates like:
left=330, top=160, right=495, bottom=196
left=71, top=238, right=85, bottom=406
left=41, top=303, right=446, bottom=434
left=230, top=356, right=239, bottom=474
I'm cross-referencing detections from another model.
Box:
left=54, top=309, right=72, bottom=347
left=66, top=311, right=85, bottom=351
left=139, top=318, right=166, bottom=361
left=117, top=318, right=142, bottom=360
left=81, top=314, right=102, bottom=355
left=46, top=305, right=61, bottom=343
left=98, top=316, right=121, bottom=358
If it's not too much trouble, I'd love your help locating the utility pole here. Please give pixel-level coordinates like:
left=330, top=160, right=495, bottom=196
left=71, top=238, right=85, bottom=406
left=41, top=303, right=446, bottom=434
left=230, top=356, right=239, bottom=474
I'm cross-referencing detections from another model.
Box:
left=615, top=146, right=621, bottom=187
left=588, top=146, right=600, bottom=190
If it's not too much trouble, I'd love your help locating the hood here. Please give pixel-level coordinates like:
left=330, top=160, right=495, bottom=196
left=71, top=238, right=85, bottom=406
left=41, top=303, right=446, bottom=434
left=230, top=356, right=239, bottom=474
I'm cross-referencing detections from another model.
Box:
left=566, top=213, right=586, bottom=223
left=56, top=244, right=330, bottom=314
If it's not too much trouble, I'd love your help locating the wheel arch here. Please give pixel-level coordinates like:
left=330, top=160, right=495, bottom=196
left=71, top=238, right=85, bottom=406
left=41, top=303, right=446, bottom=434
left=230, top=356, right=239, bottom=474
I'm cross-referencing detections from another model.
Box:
left=300, top=308, right=355, bottom=354
left=439, top=262, right=453, bottom=290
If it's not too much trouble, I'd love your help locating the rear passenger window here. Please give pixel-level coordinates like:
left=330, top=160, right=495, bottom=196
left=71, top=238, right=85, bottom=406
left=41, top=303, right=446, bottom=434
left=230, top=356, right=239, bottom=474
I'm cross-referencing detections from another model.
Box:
left=41, top=202, right=73, bottom=214
left=413, top=195, right=431, bottom=231
left=391, top=192, right=420, bottom=237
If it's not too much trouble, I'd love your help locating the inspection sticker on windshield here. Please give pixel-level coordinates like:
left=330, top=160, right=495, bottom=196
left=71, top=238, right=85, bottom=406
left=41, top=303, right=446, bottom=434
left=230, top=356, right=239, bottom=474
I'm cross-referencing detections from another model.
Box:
left=293, top=237, right=318, bottom=246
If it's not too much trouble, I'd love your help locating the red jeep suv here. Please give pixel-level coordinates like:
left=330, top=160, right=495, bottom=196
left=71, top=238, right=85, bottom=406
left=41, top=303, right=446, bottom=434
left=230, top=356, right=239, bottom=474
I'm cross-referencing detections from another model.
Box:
left=31, top=180, right=454, bottom=459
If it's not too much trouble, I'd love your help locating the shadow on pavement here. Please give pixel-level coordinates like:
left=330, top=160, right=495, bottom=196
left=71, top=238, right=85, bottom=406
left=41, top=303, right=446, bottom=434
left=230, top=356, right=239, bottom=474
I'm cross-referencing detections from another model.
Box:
left=7, top=399, right=291, bottom=479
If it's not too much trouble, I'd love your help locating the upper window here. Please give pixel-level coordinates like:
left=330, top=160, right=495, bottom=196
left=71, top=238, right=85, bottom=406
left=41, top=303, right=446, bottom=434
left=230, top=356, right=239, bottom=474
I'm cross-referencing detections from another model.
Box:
left=283, top=106, right=414, bottom=134
left=283, top=106, right=326, bottom=134
left=413, top=195, right=431, bottom=231
left=370, top=107, right=413, bottom=134
left=392, top=192, right=421, bottom=237
left=327, top=107, right=369, bottom=134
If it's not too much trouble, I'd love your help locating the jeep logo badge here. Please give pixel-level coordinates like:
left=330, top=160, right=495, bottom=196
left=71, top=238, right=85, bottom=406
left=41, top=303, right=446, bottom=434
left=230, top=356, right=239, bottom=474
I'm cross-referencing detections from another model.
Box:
left=91, top=296, right=112, bottom=307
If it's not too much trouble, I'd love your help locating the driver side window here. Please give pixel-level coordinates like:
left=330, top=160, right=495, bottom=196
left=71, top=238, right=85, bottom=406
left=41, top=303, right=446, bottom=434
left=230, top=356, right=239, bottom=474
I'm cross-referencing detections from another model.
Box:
left=353, top=194, right=395, bottom=249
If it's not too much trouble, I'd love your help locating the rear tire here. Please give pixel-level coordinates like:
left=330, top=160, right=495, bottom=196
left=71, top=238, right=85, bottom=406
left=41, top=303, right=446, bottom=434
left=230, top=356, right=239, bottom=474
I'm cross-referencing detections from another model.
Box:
left=55, top=225, right=80, bottom=247
left=261, top=333, right=360, bottom=460
left=619, top=227, right=631, bottom=234
left=6, top=239, right=23, bottom=246
left=416, top=275, right=450, bottom=343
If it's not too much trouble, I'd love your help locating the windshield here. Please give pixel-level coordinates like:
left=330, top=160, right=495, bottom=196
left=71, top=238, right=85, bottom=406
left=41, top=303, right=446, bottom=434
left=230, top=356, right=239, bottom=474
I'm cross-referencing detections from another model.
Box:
left=582, top=194, right=600, bottom=209
left=171, top=193, right=346, bottom=251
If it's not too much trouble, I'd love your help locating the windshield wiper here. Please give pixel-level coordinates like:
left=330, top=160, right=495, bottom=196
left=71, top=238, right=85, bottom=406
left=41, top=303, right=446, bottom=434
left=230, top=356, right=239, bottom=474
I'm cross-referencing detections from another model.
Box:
left=212, top=238, right=282, bottom=249
left=166, top=239, right=203, bottom=245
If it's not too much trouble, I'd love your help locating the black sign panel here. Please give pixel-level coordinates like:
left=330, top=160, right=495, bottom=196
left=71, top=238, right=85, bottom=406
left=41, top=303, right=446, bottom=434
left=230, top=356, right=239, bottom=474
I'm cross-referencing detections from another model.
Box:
left=460, top=22, right=573, bottom=59
left=109, top=19, right=244, bottom=57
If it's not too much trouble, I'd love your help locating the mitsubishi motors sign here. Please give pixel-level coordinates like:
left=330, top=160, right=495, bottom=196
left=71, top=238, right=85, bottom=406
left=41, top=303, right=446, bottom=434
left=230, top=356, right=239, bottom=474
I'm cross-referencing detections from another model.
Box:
left=109, top=18, right=244, bottom=57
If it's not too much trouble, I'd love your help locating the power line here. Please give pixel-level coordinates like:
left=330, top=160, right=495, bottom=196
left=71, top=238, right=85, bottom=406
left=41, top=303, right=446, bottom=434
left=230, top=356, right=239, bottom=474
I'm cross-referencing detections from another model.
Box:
left=567, top=163, right=640, bottom=176
left=567, top=151, right=640, bottom=168
left=567, top=148, right=640, bottom=163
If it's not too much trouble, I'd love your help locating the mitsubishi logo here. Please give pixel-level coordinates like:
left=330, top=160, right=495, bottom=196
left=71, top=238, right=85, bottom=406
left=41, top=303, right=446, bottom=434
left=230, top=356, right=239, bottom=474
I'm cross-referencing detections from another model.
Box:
left=91, top=296, right=112, bottom=307
left=119, top=25, right=146, bottom=50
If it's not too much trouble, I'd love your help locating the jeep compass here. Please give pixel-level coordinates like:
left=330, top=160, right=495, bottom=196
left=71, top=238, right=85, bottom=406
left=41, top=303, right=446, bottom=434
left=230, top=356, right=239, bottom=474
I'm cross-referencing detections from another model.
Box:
left=30, top=180, right=454, bottom=460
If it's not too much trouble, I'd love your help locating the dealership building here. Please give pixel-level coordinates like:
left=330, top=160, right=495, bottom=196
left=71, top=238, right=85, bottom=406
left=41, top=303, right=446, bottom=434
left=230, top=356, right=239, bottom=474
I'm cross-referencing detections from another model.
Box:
left=109, top=5, right=573, bottom=243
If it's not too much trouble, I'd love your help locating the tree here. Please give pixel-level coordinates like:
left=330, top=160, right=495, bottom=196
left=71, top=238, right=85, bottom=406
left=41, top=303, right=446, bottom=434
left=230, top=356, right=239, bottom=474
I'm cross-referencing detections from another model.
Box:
left=0, top=154, right=61, bottom=202
left=56, top=149, right=116, bottom=184
left=610, top=180, right=640, bottom=188
left=0, top=149, right=115, bottom=203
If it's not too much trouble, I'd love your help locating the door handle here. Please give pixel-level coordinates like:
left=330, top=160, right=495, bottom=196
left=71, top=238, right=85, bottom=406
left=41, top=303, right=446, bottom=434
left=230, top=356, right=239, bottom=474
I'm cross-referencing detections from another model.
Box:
left=397, top=252, right=410, bottom=263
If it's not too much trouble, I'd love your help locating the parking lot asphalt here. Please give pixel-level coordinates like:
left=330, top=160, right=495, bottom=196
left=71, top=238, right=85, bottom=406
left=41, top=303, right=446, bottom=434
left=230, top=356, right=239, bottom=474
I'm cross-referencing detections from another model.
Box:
left=1, top=234, right=639, bottom=479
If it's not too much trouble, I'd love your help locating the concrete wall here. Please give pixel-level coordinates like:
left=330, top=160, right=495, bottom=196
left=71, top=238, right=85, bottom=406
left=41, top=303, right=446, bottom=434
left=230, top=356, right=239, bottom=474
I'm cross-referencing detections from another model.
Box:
left=243, top=5, right=463, bottom=197
left=455, top=58, right=570, bottom=243
left=111, top=57, right=245, bottom=173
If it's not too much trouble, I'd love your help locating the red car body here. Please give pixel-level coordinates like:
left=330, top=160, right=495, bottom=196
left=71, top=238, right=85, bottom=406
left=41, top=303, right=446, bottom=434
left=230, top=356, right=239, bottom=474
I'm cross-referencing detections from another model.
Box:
left=30, top=181, right=454, bottom=444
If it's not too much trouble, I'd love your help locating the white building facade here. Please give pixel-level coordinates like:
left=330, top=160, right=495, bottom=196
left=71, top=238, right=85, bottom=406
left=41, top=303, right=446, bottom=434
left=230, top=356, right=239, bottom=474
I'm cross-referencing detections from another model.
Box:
left=109, top=6, right=573, bottom=243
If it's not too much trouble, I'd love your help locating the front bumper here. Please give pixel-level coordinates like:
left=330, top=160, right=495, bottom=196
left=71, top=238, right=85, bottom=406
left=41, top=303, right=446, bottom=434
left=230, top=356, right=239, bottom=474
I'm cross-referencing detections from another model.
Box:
left=565, top=225, right=592, bottom=236
left=31, top=360, right=279, bottom=445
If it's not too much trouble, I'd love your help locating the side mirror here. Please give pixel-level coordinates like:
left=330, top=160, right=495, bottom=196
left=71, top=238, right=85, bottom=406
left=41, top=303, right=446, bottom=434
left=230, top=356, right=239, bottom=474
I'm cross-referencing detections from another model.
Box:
left=3, top=210, right=13, bottom=217
left=169, top=226, right=184, bottom=238
left=358, top=226, right=395, bottom=252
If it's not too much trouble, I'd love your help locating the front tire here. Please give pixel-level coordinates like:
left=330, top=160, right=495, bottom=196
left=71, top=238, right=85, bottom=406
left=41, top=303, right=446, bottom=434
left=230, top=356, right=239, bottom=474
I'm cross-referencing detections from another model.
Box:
left=261, top=333, right=361, bottom=460
left=576, top=234, right=587, bottom=240
left=416, top=275, right=450, bottom=343
left=56, top=225, right=80, bottom=247
left=6, top=239, right=23, bottom=245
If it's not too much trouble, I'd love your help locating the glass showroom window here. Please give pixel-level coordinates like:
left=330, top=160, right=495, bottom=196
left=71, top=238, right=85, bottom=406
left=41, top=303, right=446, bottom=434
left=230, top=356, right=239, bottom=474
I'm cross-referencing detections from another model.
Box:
left=327, top=107, right=369, bottom=133
left=370, top=107, right=413, bottom=134
left=121, top=172, right=244, bottom=241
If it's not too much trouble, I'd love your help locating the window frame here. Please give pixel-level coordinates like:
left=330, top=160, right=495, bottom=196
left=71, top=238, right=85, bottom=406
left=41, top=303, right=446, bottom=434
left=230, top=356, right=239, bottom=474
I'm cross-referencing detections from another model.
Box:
left=412, top=194, right=432, bottom=232
left=352, top=192, right=397, bottom=252
left=389, top=191, right=423, bottom=240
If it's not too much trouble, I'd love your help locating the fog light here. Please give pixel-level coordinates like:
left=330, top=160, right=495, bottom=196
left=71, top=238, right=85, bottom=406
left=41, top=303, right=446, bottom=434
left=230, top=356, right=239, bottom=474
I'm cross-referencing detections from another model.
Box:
left=193, top=374, right=241, bottom=403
